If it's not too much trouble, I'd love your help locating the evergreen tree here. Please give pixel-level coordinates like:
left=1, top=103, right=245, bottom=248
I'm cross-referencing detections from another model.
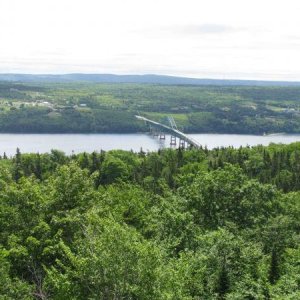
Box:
left=13, top=147, right=22, bottom=182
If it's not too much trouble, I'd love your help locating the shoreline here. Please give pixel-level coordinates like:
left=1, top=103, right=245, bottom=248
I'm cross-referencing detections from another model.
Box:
left=0, top=131, right=295, bottom=136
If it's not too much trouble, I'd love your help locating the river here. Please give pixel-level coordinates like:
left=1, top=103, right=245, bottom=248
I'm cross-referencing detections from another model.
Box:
left=0, top=133, right=300, bottom=156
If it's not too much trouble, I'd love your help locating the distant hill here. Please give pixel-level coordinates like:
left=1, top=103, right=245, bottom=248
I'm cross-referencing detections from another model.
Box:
left=0, top=73, right=300, bottom=86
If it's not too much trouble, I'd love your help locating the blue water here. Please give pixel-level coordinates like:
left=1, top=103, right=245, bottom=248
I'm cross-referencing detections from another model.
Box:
left=0, top=133, right=299, bottom=156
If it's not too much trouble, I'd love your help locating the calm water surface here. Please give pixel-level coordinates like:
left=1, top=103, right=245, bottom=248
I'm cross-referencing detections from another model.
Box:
left=0, top=133, right=300, bottom=156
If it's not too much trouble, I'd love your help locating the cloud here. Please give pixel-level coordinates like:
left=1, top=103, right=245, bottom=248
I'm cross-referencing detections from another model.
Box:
left=177, top=24, right=238, bottom=35
left=133, top=23, right=242, bottom=39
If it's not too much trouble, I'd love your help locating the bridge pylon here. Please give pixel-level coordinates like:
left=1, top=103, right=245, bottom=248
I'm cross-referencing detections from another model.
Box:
left=170, top=135, right=177, bottom=146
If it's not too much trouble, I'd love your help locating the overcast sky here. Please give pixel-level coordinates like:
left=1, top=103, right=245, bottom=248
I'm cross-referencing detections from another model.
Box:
left=1, top=0, right=300, bottom=80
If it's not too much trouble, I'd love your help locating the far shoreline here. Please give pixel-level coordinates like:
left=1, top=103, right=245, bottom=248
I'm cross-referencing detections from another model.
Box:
left=0, top=131, right=296, bottom=136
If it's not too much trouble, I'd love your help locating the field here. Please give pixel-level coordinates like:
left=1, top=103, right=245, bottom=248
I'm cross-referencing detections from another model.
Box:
left=1, top=81, right=300, bottom=134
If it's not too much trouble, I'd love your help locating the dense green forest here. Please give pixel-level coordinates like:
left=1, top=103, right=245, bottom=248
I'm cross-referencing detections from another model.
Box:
left=1, top=81, right=300, bottom=134
left=1, top=142, right=300, bottom=299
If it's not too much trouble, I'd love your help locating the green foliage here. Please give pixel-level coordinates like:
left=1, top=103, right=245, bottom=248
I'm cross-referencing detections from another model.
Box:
left=45, top=217, right=167, bottom=299
left=0, top=250, right=33, bottom=299
left=180, top=164, right=279, bottom=229
left=0, top=144, right=300, bottom=298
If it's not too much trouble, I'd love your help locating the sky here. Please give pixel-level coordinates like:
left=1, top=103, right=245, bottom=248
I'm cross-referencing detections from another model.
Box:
left=1, top=0, right=300, bottom=80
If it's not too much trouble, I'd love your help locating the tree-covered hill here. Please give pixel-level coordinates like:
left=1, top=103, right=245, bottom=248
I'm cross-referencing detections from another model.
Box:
left=1, top=81, right=300, bottom=134
left=0, top=143, right=300, bottom=299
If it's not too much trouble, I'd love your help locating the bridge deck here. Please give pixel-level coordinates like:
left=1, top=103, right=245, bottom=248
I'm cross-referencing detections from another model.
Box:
left=136, top=115, right=201, bottom=148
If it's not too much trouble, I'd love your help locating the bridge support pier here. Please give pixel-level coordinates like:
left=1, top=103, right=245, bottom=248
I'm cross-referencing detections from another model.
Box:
left=170, top=135, right=177, bottom=146
left=152, top=129, right=159, bottom=137
left=150, top=126, right=158, bottom=137
left=179, top=139, right=185, bottom=148
left=159, top=133, right=165, bottom=140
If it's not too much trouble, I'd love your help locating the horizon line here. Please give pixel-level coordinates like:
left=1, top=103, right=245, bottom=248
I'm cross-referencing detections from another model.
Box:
left=1, top=72, right=300, bottom=83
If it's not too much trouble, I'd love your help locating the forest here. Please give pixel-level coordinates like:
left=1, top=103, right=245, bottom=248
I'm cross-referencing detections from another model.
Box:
left=0, top=142, right=300, bottom=299
left=1, top=82, right=300, bottom=134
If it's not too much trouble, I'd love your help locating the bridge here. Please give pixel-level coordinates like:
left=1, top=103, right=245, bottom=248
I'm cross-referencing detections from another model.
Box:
left=135, top=115, right=201, bottom=148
